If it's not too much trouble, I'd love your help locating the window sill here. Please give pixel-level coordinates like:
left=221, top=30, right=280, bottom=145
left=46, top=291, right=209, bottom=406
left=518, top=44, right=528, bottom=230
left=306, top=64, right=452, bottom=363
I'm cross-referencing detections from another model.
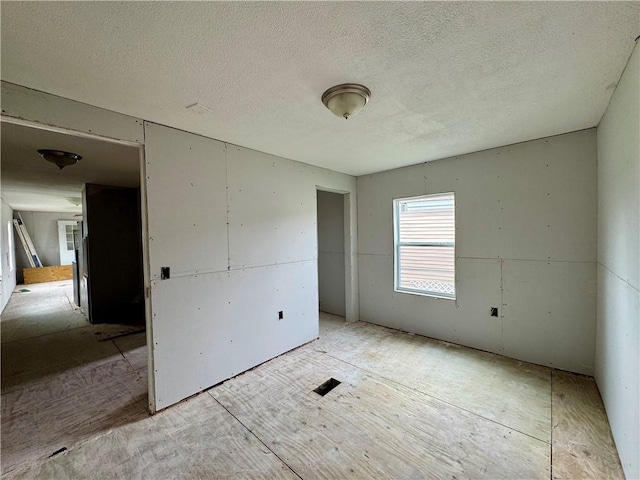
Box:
left=394, top=287, right=456, bottom=300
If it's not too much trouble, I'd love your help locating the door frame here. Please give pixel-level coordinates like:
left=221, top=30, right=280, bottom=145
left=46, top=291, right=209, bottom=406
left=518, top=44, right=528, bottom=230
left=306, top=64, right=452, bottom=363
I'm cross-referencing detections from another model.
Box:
left=0, top=115, right=155, bottom=412
left=316, top=186, right=358, bottom=323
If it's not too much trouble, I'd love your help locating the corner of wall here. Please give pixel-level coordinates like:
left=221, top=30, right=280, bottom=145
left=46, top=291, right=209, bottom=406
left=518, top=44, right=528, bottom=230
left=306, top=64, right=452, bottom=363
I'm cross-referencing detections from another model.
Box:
left=595, top=41, right=640, bottom=480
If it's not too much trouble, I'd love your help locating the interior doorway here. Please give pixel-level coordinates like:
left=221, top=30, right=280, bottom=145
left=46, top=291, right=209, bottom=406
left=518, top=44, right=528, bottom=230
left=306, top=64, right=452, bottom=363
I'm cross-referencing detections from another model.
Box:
left=0, top=118, right=150, bottom=473
left=57, top=220, right=79, bottom=265
left=316, top=190, right=347, bottom=317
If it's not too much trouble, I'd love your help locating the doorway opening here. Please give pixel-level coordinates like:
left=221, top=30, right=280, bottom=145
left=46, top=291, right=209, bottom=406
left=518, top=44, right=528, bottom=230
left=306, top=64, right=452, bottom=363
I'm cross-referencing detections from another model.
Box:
left=316, top=189, right=347, bottom=333
left=0, top=119, right=149, bottom=474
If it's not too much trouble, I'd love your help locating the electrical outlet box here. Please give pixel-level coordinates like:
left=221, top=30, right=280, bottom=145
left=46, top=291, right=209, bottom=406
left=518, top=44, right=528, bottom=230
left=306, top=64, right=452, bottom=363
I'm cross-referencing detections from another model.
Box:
left=490, top=307, right=498, bottom=317
left=278, top=311, right=283, bottom=320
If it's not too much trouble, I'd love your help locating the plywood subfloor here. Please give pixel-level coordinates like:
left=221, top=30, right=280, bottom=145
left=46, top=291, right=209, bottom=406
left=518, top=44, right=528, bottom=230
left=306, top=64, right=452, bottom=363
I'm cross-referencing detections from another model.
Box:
left=1, top=282, right=148, bottom=476
left=313, top=315, right=552, bottom=442
left=0, top=281, right=88, bottom=344
left=211, top=348, right=550, bottom=479
left=3, top=299, right=623, bottom=479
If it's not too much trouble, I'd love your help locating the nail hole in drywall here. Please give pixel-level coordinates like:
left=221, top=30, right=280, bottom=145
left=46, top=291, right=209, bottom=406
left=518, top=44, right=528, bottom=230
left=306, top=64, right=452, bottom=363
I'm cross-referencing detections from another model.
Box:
left=313, top=378, right=341, bottom=396
left=278, top=311, right=283, bottom=320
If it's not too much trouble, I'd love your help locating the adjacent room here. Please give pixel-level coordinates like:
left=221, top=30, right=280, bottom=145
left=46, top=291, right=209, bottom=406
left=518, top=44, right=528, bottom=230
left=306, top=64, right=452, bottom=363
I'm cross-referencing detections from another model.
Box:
left=1, top=121, right=149, bottom=473
left=0, top=2, right=638, bottom=479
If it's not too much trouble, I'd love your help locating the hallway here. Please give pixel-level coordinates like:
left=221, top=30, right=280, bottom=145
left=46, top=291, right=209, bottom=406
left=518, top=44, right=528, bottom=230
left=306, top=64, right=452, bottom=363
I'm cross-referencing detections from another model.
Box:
left=1, top=281, right=147, bottom=475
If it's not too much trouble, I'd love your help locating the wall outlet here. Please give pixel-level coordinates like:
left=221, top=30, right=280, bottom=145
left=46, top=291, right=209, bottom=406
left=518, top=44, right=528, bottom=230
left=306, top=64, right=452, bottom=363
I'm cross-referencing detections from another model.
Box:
left=161, top=266, right=170, bottom=280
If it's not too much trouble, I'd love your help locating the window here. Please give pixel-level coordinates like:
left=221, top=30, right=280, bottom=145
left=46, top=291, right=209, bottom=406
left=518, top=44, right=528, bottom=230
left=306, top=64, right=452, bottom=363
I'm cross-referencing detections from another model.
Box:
left=393, top=192, right=455, bottom=299
left=65, top=224, right=79, bottom=251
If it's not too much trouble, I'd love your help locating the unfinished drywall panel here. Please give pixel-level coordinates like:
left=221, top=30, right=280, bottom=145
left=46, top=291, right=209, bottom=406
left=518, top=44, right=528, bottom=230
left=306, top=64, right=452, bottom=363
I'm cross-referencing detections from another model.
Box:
left=495, top=131, right=597, bottom=262
left=597, top=60, right=640, bottom=291
left=358, top=165, right=426, bottom=256
left=144, top=123, right=228, bottom=279
left=596, top=265, right=639, bottom=478
left=423, top=155, right=502, bottom=260
left=595, top=43, right=639, bottom=479
left=144, top=123, right=356, bottom=410
left=359, top=254, right=502, bottom=353
left=317, top=190, right=345, bottom=316
left=421, top=130, right=597, bottom=262
left=454, top=258, right=503, bottom=353
left=1, top=82, right=143, bottom=144
left=226, top=145, right=316, bottom=269
left=357, top=128, right=597, bottom=373
left=151, top=261, right=317, bottom=410
left=502, top=260, right=596, bottom=374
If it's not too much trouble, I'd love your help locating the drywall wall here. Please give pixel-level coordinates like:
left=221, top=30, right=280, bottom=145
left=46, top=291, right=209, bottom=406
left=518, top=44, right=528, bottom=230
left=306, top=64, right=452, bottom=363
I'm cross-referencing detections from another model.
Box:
left=144, top=122, right=357, bottom=410
left=14, top=211, right=79, bottom=282
left=1, top=199, right=17, bottom=313
left=317, top=190, right=346, bottom=316
left=1, top=81, right=359, bottom=413
left=1, top=82, right=143, bottom=144
left=595, top=43, right=639, bottom=480
left=358, top=129, right=597, bottom=374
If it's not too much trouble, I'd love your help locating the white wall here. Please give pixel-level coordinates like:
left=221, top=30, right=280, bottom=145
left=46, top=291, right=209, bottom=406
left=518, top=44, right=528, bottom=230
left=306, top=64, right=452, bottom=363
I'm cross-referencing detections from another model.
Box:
left=358, top=129, right=597, bottom=375
left=317, top=190, right=346, bottom=316
left=14, top=211, right=79, bottom=282
left=1, top=83, right=359, bottom=413
left=595, top=43, right=639, bottom=480
left=144, top=123, right=357, bottom=410
left=1, top=199, right=17, bottom=313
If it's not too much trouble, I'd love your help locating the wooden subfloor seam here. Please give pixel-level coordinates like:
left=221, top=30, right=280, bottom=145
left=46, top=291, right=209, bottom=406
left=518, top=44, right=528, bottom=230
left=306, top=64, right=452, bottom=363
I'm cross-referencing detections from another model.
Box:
left=208, top=392, right=304, bottom=480
left=315, top=348, right=552, bottom=446
left=0, top=324, right=89, bottom=346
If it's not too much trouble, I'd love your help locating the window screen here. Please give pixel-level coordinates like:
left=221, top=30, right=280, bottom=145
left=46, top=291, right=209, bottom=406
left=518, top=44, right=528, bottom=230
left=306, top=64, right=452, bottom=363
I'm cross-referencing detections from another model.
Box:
left=393, top=192, right=455, bottom=298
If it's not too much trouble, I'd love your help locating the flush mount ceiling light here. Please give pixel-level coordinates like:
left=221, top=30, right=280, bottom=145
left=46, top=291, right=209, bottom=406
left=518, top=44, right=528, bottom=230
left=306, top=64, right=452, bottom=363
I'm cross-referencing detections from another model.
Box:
left=321, top=83, right=371, bottom=120
left=37, top=149, right=82, bottom=170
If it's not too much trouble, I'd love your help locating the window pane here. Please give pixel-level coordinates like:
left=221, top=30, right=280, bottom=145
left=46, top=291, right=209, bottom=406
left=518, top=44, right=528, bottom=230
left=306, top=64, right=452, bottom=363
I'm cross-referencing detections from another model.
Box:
left=398, top=245, right=455, bottom=296
left=398, top=193, right=454, bottom=244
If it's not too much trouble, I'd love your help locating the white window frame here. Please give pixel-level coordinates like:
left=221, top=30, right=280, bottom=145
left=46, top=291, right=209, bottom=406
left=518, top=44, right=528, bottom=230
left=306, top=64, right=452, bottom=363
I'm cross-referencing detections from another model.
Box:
left=393, top=192, right=456, bottom=300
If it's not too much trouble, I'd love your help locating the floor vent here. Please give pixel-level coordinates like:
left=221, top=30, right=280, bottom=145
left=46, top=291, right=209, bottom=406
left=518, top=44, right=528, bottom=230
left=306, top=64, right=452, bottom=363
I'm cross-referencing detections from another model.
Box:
left=313, top=378, right=341, bottom=396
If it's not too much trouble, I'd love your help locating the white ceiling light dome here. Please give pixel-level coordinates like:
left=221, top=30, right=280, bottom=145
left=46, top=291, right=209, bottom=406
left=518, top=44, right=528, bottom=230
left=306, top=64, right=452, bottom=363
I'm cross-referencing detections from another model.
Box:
left=321, top=83, right=371, bottom=120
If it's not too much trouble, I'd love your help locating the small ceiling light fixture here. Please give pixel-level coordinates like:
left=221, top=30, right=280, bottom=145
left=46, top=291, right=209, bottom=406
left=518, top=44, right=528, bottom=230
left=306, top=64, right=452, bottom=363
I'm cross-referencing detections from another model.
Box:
left=321, top=83, right=371, bottom=120
left=37, top=149, right=82, bottom=170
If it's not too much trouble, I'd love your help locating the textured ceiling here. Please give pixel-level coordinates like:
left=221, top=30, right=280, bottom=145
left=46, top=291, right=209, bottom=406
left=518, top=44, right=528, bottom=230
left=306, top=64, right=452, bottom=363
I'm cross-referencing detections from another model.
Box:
left=1, top=2, right=638, bottom=176
left=1, top=122, right=140, bottom=213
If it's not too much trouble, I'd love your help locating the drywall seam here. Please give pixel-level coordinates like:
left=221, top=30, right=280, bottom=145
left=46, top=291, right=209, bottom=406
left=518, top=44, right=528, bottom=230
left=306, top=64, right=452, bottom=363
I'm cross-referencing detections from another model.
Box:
left=224, top=143, right=231, bottom=271
left=598, top=262, right=640, bottom=294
